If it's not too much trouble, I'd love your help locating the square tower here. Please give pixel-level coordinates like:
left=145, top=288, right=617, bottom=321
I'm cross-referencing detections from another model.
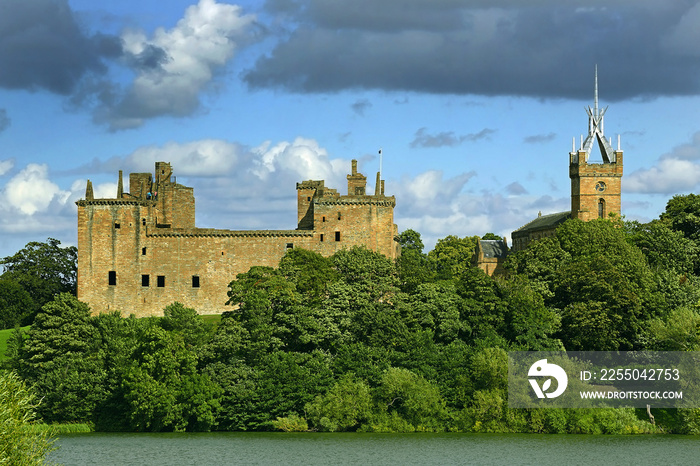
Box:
left=569, top=66, right=623, bottom=221
left=570, top=147, right=623, bottom=221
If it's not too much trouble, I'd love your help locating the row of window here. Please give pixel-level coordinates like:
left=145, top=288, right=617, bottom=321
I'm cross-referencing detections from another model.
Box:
left=108, top=271, right=200, bottom=288
left=114, top=218, right=147, bottom=229
left=321, top=212, right=342, bottom=222
left=319, top=232, right=341, bottom=242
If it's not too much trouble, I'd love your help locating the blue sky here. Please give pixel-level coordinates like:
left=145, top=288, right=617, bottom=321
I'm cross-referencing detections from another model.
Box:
left=1, top=0, right=700, bottom=258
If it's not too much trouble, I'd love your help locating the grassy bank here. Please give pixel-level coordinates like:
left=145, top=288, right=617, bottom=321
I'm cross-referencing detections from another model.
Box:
left=200, top=314, right=223, bottom=326
left=25, top=423, right=94, bottom=435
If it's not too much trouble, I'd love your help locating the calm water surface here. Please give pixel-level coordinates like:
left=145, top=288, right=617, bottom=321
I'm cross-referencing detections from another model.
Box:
left=50, top=432, right=700, bottom=466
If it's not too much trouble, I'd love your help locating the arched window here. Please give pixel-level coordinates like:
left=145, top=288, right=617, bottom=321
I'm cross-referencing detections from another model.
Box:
left=598, top=198, right=605, bottom=218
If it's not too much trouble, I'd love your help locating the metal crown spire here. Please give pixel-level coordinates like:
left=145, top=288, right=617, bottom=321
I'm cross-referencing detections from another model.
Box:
left=594, top=64, right=599, bottom=119
left=580, top=65, right=615, bottom=163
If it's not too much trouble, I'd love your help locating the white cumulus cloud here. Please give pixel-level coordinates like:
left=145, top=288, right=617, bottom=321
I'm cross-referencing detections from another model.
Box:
left=626, top=158, right=700, bottom=194
left=100, top=0, right=256, bottom=130
left=0, top=159, right=14, bottom=176
left=627, top=132, right=700, bottom=194
left=125, top=140, right=245, bottom=176
left=2, top=164, right=67, bottom=215
left=252, top=137, right=344, bottom=185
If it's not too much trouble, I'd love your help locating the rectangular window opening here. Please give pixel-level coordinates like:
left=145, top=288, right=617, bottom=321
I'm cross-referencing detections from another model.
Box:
left=114, top=222, right=121, bottom=229
left=322, top=216, right=326, bottom=222
left=141, top=274, right=150, bottom=287
left=320, top=234, right=324, bottom=242
left=157, top=275, right=165, bottom=287
left=286, top=243, right=293, bottom=249
left=142, top=218, right=146, bottom=226
left=142, top=247, right=147, bottom=256
left=335, top=231, right=341, bottom=242
left=108, top=271, right=117, bottom=286
left=192, top=276, right=200, bottom=288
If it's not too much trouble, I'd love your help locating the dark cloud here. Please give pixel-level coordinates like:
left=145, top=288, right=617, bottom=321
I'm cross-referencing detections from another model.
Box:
left=411, top=127, right=494, bottom=148
left=123, top=44, right=170, bottom=71
left=0, top=1, right=257, bottom=131
left=247, top=1, right=700, bottom=100
left=524, top=133, right=557, bottom=144
left=0, top=0, right=118, bottom=95
left=0, top=109, right=10, bottom=134
left=351, top=99, right=372, bottom=116
left=93, top=2, right=257, bottom=131
left=660, top=131, right=700, bottom=161
left=411, top=128, right=461, bottom=148
left=505, top=182, right=528, bottom=195
left=463, top=128, right=496, bottom=142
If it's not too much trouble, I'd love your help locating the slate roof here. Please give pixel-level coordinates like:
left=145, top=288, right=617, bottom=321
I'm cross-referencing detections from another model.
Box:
left=512, top=211, right=571, bottom=236
left=479, top=240, right=508, bottom=259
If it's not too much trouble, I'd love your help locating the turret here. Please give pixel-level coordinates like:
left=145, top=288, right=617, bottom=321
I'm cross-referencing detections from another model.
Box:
left=347, top=159, right=367, bottom=196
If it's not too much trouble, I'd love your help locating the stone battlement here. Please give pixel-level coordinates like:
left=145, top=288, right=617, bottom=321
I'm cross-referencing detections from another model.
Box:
left=76, top=159, right=399, bottom=317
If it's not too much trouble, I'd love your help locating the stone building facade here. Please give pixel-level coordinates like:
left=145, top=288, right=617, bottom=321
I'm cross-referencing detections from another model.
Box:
left=512, top=69, right=623, bottom=252
left=473, top=238, right=509, bottom=276
left=76, top=160, right=398, bottom=317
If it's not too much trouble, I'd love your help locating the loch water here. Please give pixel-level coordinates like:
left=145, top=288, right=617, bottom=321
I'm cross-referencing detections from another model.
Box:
left=51, top=432, right=700, bottom=465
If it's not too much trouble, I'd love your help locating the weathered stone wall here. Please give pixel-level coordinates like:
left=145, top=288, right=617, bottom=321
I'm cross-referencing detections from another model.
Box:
left=570, top=150, right=623, bottom=221
left=77, top=160, right=399, bottom=317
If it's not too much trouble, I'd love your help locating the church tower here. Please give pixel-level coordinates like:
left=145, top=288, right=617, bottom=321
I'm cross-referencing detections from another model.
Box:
left=569, top=66, right=623, bottom=221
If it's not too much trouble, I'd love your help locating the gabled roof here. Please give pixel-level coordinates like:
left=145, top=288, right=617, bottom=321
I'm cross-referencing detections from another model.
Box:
left=478, top=240, right=508, bottom=259
left=512, top=211, right=571, bottom=236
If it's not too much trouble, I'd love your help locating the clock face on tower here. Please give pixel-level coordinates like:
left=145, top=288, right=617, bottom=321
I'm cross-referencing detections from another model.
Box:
left=595, top=181, right=606, bottom=192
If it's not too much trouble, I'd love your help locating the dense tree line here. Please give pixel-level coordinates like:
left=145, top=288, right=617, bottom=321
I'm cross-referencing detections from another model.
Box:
left=0, top=238, right=77, bottom=328
left=3, top=194, right=700, bottom=433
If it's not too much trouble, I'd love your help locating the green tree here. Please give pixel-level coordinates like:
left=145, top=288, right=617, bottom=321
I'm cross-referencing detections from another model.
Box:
left=121, top=325, right=221, bottom=431
left=408, top=281, right=463, bottom=345
left=428, top=235, right=479, bottom=280
left=226, top=266, right=298, bottom=358
left=0, top=372, right=55, bottom=465
left=306, top=374, right=374, bottom=432
left=0, top=277, right=35, bottom=328
left=278, top=248, right=338, bottom=304
left=645, top=307, right=700, bottom=351
left=482, top=232, right=502, bottom=240
left=92, top=311, right=145, bottom=431
left=0, top=238, right=77, bottom=322
left=161, top=302, right=209, bottom=348
left=508, top=218, right=655, bottom=350
left=332, top=342, right=392, bottom=387
left=15, top=293, right=105, bottom=423
left=454, top=266, right=506, bottom=346
left=252, top=350, right=334, bottom=428
left=332, top=246, right=398, bottom=297
left=395, top=229, right=436, bottom=292
left=626, top=220, right=699, bottom=276
left=504, top=236, right=570, bottom=300
left=660, top=193, right=700, bottom=244
left=556, top=255, right=646, bottom=350
left=199, top=312, right=258, bottom=431
left=374, top=367, right=448, bottom=431
left=498, top=277, right=562, bottom=350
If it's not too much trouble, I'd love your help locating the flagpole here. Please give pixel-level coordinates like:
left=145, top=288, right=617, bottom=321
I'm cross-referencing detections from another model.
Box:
left=379, top=147, right=383, bottom=181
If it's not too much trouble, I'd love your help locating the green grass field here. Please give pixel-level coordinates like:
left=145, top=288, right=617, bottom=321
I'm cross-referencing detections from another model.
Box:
left=0, top=326, right=28, bottom=361
left=200, top=314, right=223, bottom=326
